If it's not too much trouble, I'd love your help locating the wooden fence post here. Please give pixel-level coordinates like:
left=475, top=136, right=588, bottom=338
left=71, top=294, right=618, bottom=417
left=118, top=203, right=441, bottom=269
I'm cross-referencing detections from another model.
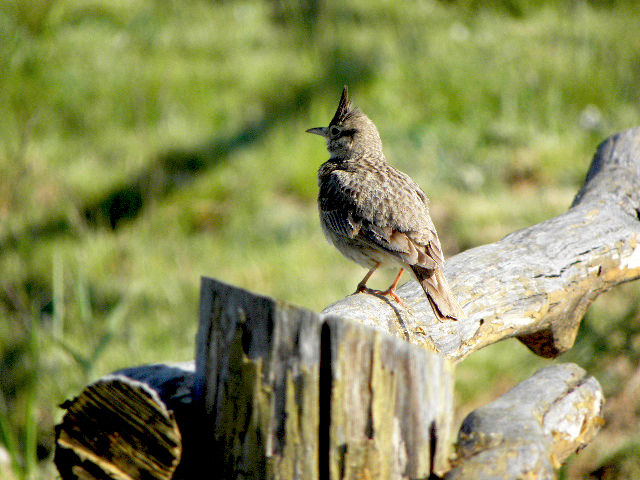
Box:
left=193, top=277, right=454, bottom=479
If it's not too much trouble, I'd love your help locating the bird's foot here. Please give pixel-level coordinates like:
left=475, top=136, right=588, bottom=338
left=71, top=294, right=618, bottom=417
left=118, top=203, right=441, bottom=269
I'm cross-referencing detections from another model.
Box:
left=355, top=285, right=407, bottom=308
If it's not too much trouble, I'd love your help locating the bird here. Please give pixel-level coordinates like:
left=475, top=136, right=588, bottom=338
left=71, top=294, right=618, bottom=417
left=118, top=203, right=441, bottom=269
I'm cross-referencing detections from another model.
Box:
left=306, top=86, right=466, bottom=321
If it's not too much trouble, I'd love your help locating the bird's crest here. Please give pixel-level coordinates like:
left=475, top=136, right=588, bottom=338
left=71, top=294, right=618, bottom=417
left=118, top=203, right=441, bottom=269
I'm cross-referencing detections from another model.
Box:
left=330, top=86, right=359, bottom=126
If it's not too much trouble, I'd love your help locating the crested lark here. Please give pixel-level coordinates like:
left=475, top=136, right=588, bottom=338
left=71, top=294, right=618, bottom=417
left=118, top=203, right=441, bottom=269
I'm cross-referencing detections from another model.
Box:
left=306, top=87, right=466, bottom=321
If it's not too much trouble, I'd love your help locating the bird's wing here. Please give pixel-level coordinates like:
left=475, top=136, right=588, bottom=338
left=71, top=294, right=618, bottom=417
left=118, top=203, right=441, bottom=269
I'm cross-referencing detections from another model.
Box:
left=318, top=170, right=363, bottom=238
left=320, top=168, right=444, bottom=269
left=319, top=206, right=362, bottom=238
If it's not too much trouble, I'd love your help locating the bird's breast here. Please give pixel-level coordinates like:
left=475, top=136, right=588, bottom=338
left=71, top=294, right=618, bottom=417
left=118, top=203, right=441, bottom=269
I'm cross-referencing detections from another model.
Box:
left=320, top=219, right=403, bottom=270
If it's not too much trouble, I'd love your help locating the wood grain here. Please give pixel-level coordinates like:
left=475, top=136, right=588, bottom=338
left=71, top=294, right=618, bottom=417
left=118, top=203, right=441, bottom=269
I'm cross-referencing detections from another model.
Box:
left=194, top=277, right=453, bottom=479
left=54, top=369, right=188, bottom=480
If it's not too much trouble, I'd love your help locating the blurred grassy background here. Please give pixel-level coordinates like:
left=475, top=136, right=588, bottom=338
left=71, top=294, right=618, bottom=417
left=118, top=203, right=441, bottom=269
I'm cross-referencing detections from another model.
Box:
left=1, top=0, right=640, bottom=478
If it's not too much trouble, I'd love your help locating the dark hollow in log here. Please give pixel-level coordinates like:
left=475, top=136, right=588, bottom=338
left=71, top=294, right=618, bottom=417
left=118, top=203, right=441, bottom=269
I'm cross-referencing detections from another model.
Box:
left=323, top=127, right=640, bottom=360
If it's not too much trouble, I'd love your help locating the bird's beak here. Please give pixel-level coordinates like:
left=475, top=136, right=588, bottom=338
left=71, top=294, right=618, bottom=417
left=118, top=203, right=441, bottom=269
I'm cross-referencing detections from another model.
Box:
left=305, top=127, right=329, bottom=137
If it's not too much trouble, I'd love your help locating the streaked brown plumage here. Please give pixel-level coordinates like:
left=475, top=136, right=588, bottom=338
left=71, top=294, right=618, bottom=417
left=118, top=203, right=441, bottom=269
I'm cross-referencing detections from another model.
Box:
left=306, top=86, right=466, bottom=321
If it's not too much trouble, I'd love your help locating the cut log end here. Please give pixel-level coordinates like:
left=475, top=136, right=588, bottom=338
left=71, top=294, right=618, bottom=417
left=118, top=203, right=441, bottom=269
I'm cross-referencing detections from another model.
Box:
left=55, top=372, right=187, bottom=480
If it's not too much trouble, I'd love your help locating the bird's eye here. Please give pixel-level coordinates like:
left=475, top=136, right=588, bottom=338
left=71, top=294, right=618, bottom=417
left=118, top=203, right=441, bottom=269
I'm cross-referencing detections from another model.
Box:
left=330, top=126, right=342, bottom=137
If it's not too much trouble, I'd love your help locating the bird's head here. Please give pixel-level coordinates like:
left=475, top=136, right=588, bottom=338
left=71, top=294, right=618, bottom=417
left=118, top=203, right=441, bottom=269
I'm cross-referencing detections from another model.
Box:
left=306, top=86, right=382, bottom=159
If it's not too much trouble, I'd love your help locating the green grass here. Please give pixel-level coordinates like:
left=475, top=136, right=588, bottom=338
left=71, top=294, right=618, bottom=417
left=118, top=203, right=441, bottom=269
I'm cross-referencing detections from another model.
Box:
left=1, top=0, right=640, bottom=477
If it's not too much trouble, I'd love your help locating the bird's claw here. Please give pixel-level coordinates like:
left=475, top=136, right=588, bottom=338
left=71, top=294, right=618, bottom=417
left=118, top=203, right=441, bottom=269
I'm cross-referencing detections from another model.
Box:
left=354, top=286, right=407, bottom=308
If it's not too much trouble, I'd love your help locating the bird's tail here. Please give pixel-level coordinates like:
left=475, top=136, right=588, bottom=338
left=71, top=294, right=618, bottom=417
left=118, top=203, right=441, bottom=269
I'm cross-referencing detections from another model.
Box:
left=410, top=265, right=466, bottom=321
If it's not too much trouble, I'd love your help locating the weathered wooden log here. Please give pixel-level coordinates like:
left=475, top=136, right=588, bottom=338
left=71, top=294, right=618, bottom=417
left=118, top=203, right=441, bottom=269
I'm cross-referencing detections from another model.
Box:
left=324, top=126, right=640, bottom=360
left=55, top=127, right=640, bottom=478
left=194, top=277, right=454, bottom=479
left=54, top=362, right=194, bottom=480
left=55, top=284, right=606, bottom=480
left=446, top=363, right=604, bottom=480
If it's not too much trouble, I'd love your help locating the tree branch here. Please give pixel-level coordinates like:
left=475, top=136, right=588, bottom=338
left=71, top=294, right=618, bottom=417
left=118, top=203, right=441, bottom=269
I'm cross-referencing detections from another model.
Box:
left=323, top=127, right=640, bottom=361
left=446, top=363, right=604, bottom=479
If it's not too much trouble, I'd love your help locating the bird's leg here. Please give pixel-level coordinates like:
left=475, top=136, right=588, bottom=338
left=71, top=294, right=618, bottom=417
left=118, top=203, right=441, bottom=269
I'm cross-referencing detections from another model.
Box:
left=376, top=268, right=405, bottom=306
left=355, top=264, right=379, bottom=293
left=355, top=267, right=407, bottom=307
